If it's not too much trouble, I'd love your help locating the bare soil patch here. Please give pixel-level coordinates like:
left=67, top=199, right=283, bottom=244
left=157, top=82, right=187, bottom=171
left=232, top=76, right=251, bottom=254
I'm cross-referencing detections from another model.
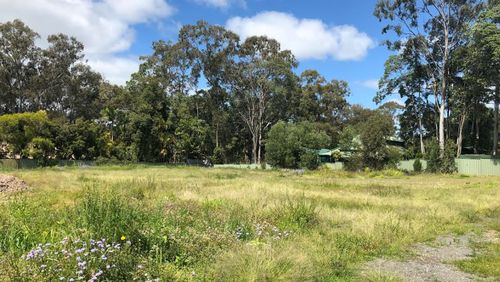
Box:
left=0, top=174, right=29, bottom=193
left=363, top=233, right=496, bottom=282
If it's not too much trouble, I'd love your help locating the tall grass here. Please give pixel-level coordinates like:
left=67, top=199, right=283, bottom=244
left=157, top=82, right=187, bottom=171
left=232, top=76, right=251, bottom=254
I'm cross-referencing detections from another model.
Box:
left=0, top=166, right=498, bottom=281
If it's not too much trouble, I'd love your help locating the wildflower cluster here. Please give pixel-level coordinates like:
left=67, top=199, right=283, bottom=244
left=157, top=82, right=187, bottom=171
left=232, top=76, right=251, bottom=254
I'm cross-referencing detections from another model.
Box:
left=19, top=237, right=138, bottom=281
left=235, top=221, right=292, bottom=241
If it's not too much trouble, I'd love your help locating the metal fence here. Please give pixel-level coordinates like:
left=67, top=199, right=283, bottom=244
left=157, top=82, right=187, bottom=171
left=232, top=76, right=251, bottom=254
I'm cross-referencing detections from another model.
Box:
left=0, top=159, right=95, bottom=169
left=399, top=157, right=500, bottom=176
left=4, top=156, right=500, bottom=176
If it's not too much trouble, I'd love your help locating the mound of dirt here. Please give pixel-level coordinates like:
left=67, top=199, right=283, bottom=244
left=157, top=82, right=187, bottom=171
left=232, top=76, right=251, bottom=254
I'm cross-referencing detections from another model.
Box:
left=0, top=175, right=28, bottom=193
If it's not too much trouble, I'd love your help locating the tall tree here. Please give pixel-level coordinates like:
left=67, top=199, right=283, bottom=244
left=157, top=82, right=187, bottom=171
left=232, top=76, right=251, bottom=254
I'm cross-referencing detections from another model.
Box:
left=232, top=36, right=297, bottom=164
left=178, top=21, right=239, bottom=154
left=0, top=20, right=40, bottom=114
left=467, top=1, right=500, bottom=154
left=375, top=0, right=483, bottom=155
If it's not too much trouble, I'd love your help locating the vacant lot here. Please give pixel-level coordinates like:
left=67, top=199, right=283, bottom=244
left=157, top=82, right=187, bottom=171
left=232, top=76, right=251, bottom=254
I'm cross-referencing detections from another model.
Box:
left=0, top=166, right=499, bottom=281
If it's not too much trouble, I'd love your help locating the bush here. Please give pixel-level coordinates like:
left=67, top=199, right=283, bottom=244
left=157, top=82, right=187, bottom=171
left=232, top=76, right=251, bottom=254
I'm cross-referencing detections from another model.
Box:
left=0, top=111, right=52, bottom=157
left=413, top=158, right=422, bottom=173
left=299, top=151, right=320, bottom=170
left=359, top=111, right=394, bottom=170
left=426, top=139, right=441, bottom=173
left=425, top=139, right=457, bottom=173
left=344, top=153, right=364, bottom=171
left=266, top=121, right=329, bottom=169
left=386, top=146, right=403, bottom=169
left=212, top=147, right=225, bottom=165
left=24, top=137, right=55, bottom=166
left=441, top=140, right=457, bottom=173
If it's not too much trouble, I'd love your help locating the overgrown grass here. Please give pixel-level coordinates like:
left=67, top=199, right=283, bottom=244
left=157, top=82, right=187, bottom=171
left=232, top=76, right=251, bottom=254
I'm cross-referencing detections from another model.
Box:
left=0, top=166, right=499, bottom=281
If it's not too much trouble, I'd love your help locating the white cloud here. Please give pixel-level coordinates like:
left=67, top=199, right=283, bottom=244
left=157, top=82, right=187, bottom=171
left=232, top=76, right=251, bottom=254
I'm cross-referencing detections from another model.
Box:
left=88, top=57, right=140, bottom=86
left=226, top=11, right=375, bottom=61
left=194, top=0, right=245, bottom=9
left=0, top=0, right=174, bottom=84
left=358, top=79, right=379, bottom=90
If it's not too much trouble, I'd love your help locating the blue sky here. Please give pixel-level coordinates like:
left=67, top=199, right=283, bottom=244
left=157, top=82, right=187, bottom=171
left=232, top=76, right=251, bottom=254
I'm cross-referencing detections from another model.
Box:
left=0, top=0, right=395, bottom=108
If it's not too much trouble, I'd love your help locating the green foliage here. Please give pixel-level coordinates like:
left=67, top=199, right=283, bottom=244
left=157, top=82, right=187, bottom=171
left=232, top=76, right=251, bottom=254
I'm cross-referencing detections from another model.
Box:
left=441, top=140, right=458, bottom=173
left=53, top=119, right=111, bottom=160
left=359, top=110, right=395, bottom=170
left=24, top=137, right=55, bottom=166
left=425, top=139, right=457, bottom=173
left=0, top=111, right=51, bottom=157
left=426, top=139, right=441, bottom=173
left=413, top=158, right=422, bottom=173
left=266, top=121, right=329, bottom=169
left=386, top=146, right=403, bottom=169
left=299, top=150, right=320, bottom=170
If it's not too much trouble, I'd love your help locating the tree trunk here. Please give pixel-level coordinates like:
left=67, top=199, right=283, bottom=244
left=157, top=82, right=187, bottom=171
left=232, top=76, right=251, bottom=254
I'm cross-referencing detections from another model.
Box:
left=439, top=102, right=446, bottom=156
left=252, top=132, right=258, bottom=164
left=419, top=117, right=425, bottom=155
left=257, top=131, right=262, bottom=165
left=439, top=10, right=449, bottom=157
left=457, top=113, right=466, bottom=157
left=493, top=84, right=499, bottom=155
left=215, top=123, right=219, bottom=148
left=474, top=116, right=480, bottom=154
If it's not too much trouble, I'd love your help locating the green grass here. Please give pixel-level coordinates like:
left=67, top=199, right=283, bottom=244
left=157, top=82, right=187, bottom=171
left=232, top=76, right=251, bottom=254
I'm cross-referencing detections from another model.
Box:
left=0, top=166, right=499, bottom=281
left=455, top=242, right=500, bottom=278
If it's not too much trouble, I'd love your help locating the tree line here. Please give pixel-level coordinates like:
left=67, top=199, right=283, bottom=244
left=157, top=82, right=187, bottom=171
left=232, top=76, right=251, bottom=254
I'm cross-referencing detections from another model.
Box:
left=0, top=19, right=365, bottom=165
left=375, top=0, right=499, bottom=159
left=0, top=0, right=498, bottom=170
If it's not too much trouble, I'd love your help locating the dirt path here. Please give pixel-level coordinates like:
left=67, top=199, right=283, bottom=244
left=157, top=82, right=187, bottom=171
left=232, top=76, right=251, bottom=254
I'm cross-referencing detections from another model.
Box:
left=363, top=233, right=494, bottom=282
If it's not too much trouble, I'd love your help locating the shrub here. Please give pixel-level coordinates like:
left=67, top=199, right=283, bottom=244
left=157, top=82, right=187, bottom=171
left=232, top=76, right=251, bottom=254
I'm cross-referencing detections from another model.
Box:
left=0, top=111, right=52, bottom=157
left=426, top=139, right=441, bottom=173
left=425, top=139, right=457, bottom=173
left=359, top=111, right=394, bottom=170
left=386, top=146, right=403, bottom=169
left=344, top=153, right=364, bottom=171
left=24, top=137, right=55, bottom=166
left=266, top=121, right=329, bottom=169
left=441, top=140, right=457, bottom=173
left=413, top=158, right=422, bottom=173
left=299, top=150, right=320, bottom=170
left=212, top=147, right=225, bottom=164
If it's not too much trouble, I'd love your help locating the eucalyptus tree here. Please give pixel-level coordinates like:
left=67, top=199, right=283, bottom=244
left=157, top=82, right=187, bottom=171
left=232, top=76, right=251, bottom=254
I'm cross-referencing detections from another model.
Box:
left=299, top=70, right=350, bottom=147
left=375, top=0, right=483, bottom=155
left=376, top=47, right=434, bottom=155
left=0, top=19, right=40, bottom=114
left=232, top=36, right=297, bottom=164
left=467, top=1, right=500, bottom=154
left=178, top=21, right=240, bottom=153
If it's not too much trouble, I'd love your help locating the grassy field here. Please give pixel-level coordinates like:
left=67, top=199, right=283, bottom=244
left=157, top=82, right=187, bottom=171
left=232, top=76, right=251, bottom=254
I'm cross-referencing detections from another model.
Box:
left=0, top=166, right=499, bottom=281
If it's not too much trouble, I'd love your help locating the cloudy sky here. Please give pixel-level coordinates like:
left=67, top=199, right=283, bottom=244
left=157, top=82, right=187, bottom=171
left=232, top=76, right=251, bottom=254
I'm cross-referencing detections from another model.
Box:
left=0, top=0, right=394, bottom=108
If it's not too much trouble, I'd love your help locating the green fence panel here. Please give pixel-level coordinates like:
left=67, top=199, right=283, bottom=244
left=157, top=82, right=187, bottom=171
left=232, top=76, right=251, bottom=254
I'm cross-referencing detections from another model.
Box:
left=398, top=160, right=428, bottom=171
left=0, top=159, right=19, bottom=169
left=323, top=162, right=344, bottom=170
left=456, top=158, right=500, bottom=176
